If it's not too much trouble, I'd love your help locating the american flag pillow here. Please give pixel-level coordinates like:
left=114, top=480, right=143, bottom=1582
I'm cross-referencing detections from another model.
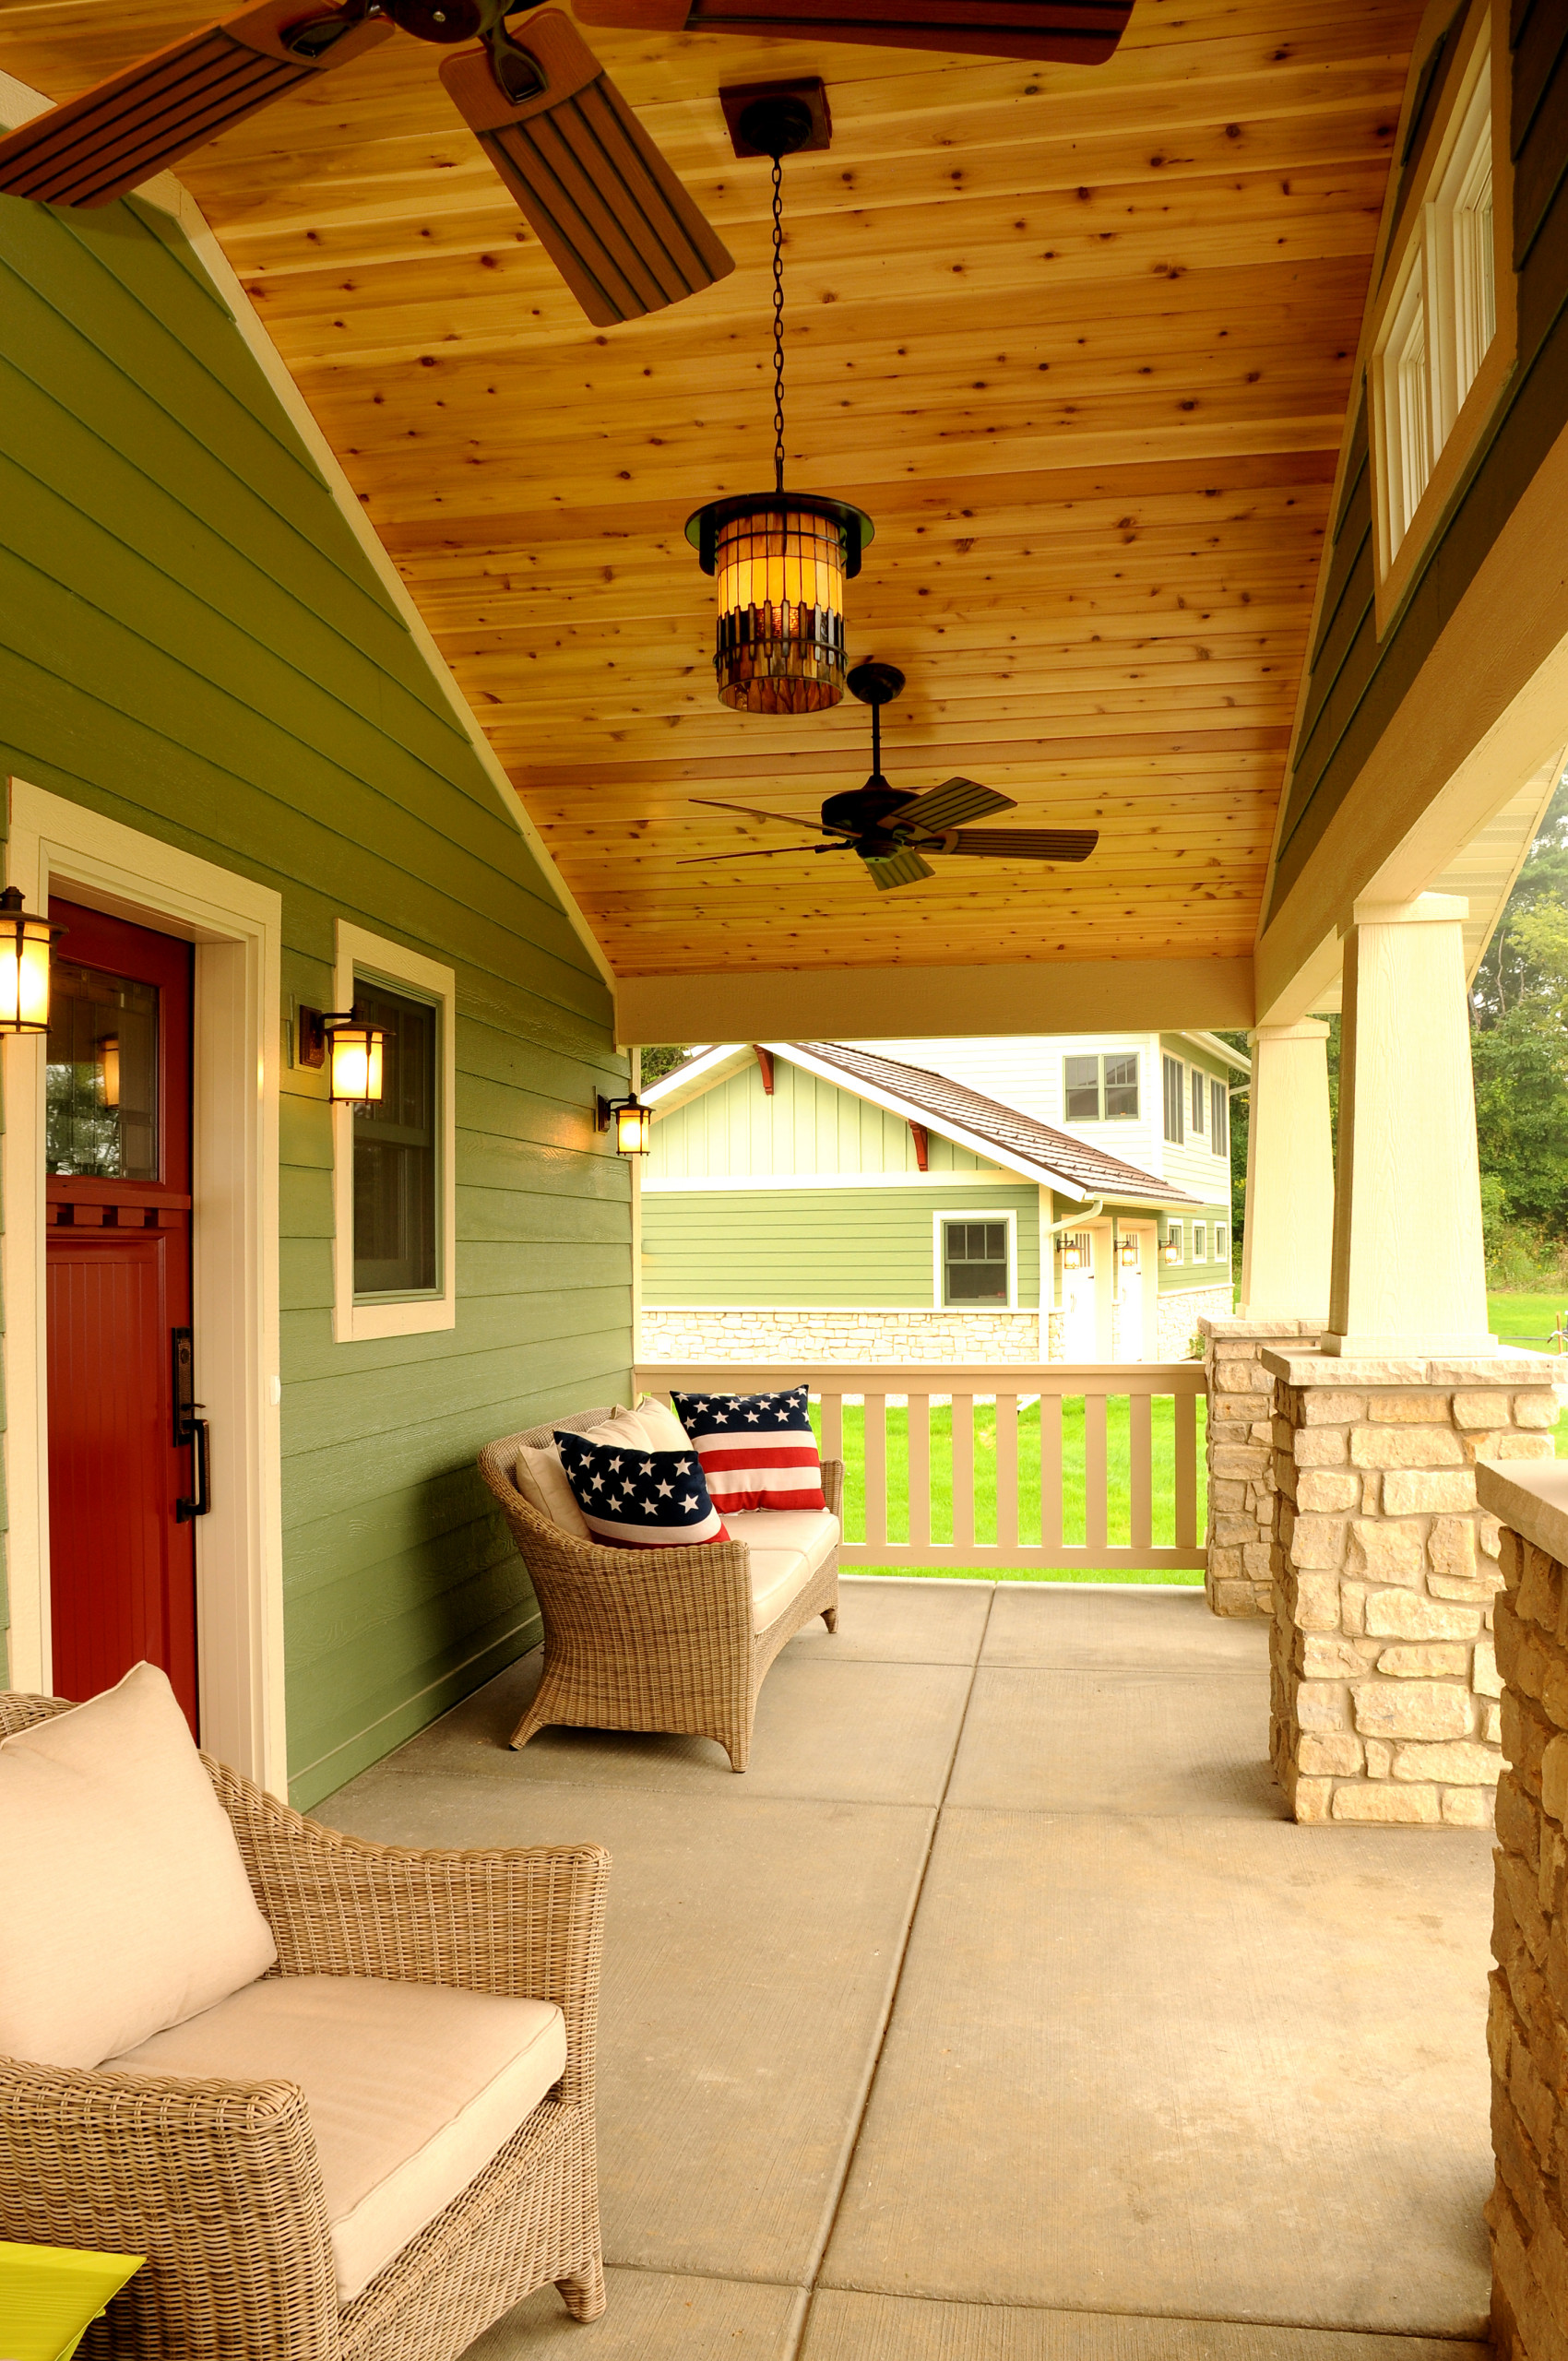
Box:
left=668, top=1384, right=826, bottom=1513
left=553, top=1430, right=729, bottom=1549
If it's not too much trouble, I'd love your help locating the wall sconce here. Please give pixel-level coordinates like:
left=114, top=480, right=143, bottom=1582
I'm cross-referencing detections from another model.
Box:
left=1163, top=1228, right=1181, bottom=1264
left=597, top=1091, right=651, bottom=1157
left=1119, top=1233, right=1137, bottom=1269
left=0, top=884, right=56, bottom=1035
left=1062, top=1239, right=1082, bottom=1271
left=299, top=1005, right=386, bottom=1108
left=99, top=1034, right=120, bottom=1108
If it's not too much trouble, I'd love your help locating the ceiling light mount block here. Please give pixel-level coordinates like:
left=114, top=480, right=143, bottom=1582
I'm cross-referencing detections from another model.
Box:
left=720, top=78, right=831, bottom=160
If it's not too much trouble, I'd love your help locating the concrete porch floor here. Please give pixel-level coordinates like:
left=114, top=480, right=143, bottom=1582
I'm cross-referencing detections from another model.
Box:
left=321, top=1579, right=1496, bottom=2361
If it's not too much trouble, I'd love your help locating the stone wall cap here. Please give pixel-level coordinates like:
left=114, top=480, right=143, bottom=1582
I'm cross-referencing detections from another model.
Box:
left=1259, top=1348, right=1561, bottom=1385
left=1477, top=1459, right=1568, bottom=1563
left=1200, top=1316, right=1324, bottom=1342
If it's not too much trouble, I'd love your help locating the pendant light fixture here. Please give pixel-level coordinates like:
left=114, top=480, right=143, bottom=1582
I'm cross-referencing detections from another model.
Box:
left=687, top=87, right=873, bottom=715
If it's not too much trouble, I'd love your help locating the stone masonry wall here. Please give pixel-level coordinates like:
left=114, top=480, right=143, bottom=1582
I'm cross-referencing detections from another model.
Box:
left=639, top=1306, right=1044, bottom=1365
left=1487, top=1507, right=1568, bottom=2357
left=1157, top=1285, right=1232, bottom=1362
left=1199, top=1316, right=1322, bottom=1618
left=1263, top=1353, right=1558, bottom=1826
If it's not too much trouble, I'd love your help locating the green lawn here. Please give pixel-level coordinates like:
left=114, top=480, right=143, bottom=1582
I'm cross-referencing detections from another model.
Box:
left=1488, top=1293, right=1568, bottom=1454
left=809, top=1396, right=1207, bottom=1585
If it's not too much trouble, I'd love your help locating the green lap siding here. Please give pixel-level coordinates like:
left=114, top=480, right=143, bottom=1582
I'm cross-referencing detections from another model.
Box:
left=643, top=1186, right=1042, bottom=1309
left=0, top=192, right=630, bottom=1803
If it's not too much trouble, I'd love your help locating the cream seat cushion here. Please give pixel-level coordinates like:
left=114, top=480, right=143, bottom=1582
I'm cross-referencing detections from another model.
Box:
left=0, top=1662, right=277, bottom=2070
left=104, top=1975, right=567, bottom=2305
left=726, top=1511, right=839, bottom=1632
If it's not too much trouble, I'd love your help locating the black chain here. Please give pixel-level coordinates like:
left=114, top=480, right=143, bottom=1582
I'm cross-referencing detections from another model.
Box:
left=770, top=150, right=786, bottom=495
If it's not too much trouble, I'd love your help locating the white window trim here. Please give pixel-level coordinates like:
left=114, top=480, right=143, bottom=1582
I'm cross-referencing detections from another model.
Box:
left=332, top=920, right=457, bottom=1343
left=1369, top=4, right=1516, bottom=634
left=1162, top=1054, right=1184, bottom=1146
left=932, top=1207, right=1018, bottom=1311
left=1193, top=1223, right=1207, bottom=1263
left=1216, top=1223, right=1229, bottom=1262
left=3, top=777, right=285, bottom=1793
left=1061, top=1049, right=1141, bottom=1125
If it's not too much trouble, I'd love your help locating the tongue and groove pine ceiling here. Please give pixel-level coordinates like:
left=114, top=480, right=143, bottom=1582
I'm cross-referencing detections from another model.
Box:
left=2, top=0, right=1420, bottom=979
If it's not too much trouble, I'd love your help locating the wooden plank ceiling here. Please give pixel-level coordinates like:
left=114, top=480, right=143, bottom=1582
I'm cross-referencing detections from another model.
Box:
left=2, top=0, right=1421, bottom=979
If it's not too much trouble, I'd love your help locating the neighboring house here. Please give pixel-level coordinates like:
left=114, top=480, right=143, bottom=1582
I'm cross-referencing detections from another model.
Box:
left=638, top=1035, right=1246, bottom=1365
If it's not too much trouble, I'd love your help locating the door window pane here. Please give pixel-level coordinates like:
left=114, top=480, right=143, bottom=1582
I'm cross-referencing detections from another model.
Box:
left=944, top=1219, right=1009, bottom=1305
left=353, top=983, right=438, bottom=1296
left=1063, top=1055, right=1099, bottom=1121
left=1103, top=1053, right=1138, bottom=1120
left=46, top=962, right=159, bottom=1180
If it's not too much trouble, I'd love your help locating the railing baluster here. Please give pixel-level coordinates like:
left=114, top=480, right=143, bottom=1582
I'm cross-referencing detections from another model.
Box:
left=909, top=1394, right=931, bottom=1551
left=995, top=1393, right=1017, bottom=1552
left=1085, top=1394, right=1108, bottom=1555
left=821, top=1391, right=843, bottom=1465
left=1174, top=1386, right=1197, bottom=1550
left=1040, top=1389, right=1063, bottom=1556
left=864, top=1393, right=887, bottom=1552
left=1130, top=1389, right=1153, bottom=1552
left=952, top=1393, right=974, bottom=1552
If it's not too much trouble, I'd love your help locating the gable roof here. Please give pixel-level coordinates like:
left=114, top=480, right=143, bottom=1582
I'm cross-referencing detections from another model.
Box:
left=644, top=1039, right=1201, bottom=1209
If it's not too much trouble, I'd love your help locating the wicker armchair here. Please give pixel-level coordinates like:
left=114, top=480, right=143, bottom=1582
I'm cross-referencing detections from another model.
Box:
left=0, top=1693, right=610, bottom=2361
left=479, top=1406, right=843, bottom=1772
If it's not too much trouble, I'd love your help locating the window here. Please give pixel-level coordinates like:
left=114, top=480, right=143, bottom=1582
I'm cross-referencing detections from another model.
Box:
left=1210, top=1077, right=1229, bottom=1157
left=1369, top=9, right=1514, bottom=620
left=1193, top=1222, right=1206, bottom=1262
left=331, top=922, right=456, bottom=1342
left=941, top=1217, right=1011, bottom=1307
left=1063, top=1051, right=1138, bottom=1122
left=353, top=982, right=437, bottom=1296
left=1216, top=1222, right=1229, bottom=1263
left=1162, top=1055, right=1183, bottom=1145
left=1191, top=1068, right=1206, bottom=1133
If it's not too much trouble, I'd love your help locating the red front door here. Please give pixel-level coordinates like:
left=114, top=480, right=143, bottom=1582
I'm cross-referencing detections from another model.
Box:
left=45, top=899, right=198, bottom=1730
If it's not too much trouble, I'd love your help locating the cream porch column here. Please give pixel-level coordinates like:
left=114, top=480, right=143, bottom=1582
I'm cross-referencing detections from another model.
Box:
left=1200, top=1021, right=1334, bottom=1619
left=1263, top=894, right=1557, bottom=1825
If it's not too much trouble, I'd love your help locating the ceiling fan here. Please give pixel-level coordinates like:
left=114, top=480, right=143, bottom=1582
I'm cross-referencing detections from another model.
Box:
left=0, top=0, right=1134, bottom=327
left=684, top=660, right=1099, bottom=893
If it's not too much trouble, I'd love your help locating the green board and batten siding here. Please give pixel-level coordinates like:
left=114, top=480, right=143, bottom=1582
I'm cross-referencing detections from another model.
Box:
left=651, top=1055, right=995, bottom=1180
left=0, top=191, right=631, bottom=1806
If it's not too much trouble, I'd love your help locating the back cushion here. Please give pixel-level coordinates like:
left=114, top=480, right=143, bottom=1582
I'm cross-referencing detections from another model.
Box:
left=669, top=1384, right=826, bottom=1513
left=0, top=1662, right=278, bottom=2069
left=512, top=1442, right=592, bottom=1539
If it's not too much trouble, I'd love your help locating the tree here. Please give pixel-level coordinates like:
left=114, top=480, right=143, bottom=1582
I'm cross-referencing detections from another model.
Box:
left=1468, top=770, right=1568, bottom=1260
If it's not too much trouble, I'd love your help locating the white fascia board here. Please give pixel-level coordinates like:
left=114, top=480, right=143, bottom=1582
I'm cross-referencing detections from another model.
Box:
left=765, top=1043, right=1092, bottom=1201
left=642, top=1043, right=752, bottom=1113
left=1180, top=1029, right=1252, bottom=1074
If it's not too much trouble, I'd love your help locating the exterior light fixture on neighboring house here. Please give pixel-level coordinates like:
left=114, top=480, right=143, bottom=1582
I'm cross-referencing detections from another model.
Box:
left=1163, top=1226, right=1181, bottom=1264
left=1062, top=1238, right=1082, bottom=1271
left=598, top=1091, right=651, bottom=1157
left=1119, top=1233, right=1137, bottom=1268
left=99, top=1034, right=121, bottom=1107
left=0, top=884, right=56, bottom=1035
left=687, top=85, right=872, bottom=714
left=299, top=1004, right=386, bottom=1108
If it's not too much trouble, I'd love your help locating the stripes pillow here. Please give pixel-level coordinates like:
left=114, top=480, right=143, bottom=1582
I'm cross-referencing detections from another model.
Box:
left=669, top=1385, right=826, bottom=1513
left=553, top=1430, right=729, bottom=1549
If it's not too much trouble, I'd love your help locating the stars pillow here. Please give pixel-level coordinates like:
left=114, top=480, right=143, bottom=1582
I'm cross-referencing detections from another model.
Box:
left=553, top=1430, right=729, bottom=1549
left=668, top=1384, right=826, bottom=1514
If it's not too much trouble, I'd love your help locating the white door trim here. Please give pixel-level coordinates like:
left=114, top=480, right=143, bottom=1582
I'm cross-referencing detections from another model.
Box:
left=4, top=778, right=286, bottom=1794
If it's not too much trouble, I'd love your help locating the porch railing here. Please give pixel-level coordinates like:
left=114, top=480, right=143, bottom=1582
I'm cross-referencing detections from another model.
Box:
left=635, top=1361, right=1207, bottom=1574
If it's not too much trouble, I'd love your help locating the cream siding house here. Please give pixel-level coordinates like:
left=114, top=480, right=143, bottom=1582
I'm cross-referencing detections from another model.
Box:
left=639, top=1038, right=1243, bottom=1365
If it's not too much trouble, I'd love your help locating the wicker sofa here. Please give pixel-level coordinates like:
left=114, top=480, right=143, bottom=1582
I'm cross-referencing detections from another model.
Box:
left=479, top=1405, right=843, bottom=1772
left=0, top=1691, right=609, bottom=2361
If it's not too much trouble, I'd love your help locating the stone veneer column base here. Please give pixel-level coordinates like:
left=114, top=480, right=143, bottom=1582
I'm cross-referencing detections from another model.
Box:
left=1475, top=1462, right=1568, bottom=2357
left=1261, top=1348, right=1559, bottom=1826
left=1199, top=1314, right=1323, bottom=1618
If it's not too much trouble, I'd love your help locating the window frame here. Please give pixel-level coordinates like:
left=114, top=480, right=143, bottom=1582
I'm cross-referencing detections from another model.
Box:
left=1216, top=1221, right=1229, bottom=1264
left=932, top=1207, right=1017, bottom=1311
left=1368, top=4, right=1515, bottom=635
left=1061, top=1050, right=1139, bottom=1124
left=1162, top=1054, right=1184, bottom=1145
left=1193, top=1221, right=1207, bottom=1263
left=1210, top=1076, right=1229, bottom=1157
left=332, top=920, right=457, bottom=1342
left=1190, top=1067, right=1206, bottom=1134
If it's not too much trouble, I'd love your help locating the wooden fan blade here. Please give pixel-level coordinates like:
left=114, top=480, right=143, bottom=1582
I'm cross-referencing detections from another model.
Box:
left=0, top=0, right=392, bottom=208
left=938, top=828, right=1099, bottom=862
left=862, top=848, right=936, bottom=892
left=574, top=0, right=1132, bottom=63
left=690, top=796, right=853, bottom=837
left=900, top=776, right=1016, bottom=832
left=440, top=15, right=733, bottom=326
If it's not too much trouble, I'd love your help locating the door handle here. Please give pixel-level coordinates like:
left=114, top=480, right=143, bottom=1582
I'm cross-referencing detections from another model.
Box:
left=172, top=1325, right=211, bottom=1521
